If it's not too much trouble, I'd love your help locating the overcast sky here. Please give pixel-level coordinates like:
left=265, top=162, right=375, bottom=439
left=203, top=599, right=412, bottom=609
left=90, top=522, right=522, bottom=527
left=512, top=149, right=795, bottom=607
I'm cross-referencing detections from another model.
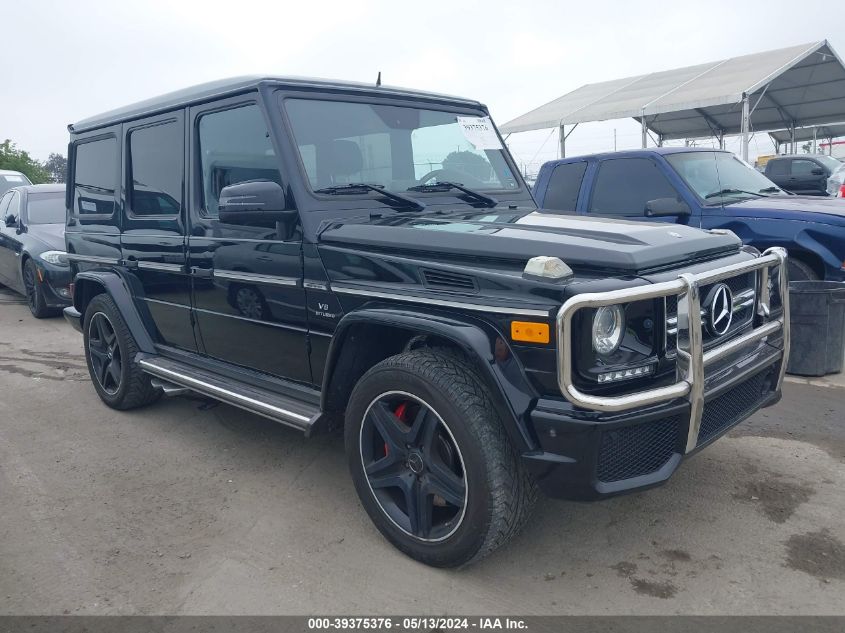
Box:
left=3, top=0, right=842, bottom=173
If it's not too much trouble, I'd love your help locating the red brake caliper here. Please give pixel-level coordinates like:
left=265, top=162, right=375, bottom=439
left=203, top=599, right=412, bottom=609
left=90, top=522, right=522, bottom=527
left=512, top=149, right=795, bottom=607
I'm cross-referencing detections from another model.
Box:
left=386, top=402, right=409, bottom=456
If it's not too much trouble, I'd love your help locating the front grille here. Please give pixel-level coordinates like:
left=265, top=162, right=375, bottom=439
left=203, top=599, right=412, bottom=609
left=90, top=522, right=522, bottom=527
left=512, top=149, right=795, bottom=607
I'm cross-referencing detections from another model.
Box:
left=597, top=415, right=681, bottom=483
left=697, top=370, right=770, bottom=444
left=665, top=271, right=756, bottom=357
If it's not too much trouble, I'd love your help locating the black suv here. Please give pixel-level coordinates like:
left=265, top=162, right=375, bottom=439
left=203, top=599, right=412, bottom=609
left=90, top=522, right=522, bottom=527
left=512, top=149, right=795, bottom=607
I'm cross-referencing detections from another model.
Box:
left=64, top=76, right=791, bottom=567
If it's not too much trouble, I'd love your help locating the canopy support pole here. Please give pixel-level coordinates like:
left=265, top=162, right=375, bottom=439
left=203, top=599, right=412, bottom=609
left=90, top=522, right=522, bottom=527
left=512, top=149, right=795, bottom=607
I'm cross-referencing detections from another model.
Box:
left=558, top=123, right=579, bottom=158
left=812, top=127, right=818, bottom=153
left=740, top=93, right=750, bottom=162
left=790, top=124, right=797, bottom=154
left=641, top=111, right=648, bottom=148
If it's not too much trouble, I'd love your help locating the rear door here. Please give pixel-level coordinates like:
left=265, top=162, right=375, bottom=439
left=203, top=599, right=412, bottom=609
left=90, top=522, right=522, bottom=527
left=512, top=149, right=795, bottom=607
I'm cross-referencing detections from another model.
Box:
left=764, top=159, right=790, bottom=190
left=120, top=111, right=198, bottom=352
left=187, top=96, right=311, bottom=384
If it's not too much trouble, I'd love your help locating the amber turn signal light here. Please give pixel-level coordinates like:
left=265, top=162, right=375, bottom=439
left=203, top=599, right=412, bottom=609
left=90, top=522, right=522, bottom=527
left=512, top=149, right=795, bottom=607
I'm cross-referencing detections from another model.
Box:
left=511, top=321, right=550, bottom=344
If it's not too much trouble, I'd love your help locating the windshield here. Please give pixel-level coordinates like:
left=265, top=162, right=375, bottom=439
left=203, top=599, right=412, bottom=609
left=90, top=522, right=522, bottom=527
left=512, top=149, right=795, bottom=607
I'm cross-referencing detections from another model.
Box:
left=27, top=192, right=66, bottom=224
left=284, top=99, right=520, bottom=195
left=815, top=154, right=842, bottom=171
left=666, top=151, right=785, bottom=203
left=0, top=173, right=32, bottom=196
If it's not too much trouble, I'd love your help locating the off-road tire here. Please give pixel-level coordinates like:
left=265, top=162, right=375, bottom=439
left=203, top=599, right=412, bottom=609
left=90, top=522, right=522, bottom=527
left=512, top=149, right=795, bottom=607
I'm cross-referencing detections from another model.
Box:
left=83, top=293, right=161, bottom=410
left=345, top=349, right=537, bottom=567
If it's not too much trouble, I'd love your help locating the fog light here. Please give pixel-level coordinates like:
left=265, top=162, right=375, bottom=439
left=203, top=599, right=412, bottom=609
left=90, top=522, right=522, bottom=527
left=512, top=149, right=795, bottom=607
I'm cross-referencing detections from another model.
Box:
left=598, top=364, right=655, bottom=383
left=57, top=287, right=71, bottom=298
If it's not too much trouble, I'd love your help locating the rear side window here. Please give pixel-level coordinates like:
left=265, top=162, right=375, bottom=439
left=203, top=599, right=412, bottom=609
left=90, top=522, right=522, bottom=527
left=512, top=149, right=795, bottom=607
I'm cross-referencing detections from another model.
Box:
left=197, top=104, right=281, bottom=216
left=589, top=158, right=677, bottom=216
left=766, top=159, right=788, bottom=176
left=74, top=137, right=118, bottom=215
left=128, top=120, right=183, bottom=216
left=542, top=161, right=587, bottom=212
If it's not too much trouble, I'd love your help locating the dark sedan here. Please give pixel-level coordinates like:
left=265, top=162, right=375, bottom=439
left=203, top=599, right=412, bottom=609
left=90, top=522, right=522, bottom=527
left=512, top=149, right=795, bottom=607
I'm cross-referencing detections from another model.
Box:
left=0, top=184, right=71, bottom=317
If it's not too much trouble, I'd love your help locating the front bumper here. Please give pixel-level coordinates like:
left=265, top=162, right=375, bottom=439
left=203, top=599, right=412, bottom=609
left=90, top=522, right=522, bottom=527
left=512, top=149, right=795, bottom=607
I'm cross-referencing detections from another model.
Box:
left=522, top=247, right=790, bottom=500
left=39, top=267, right=73, bottom=308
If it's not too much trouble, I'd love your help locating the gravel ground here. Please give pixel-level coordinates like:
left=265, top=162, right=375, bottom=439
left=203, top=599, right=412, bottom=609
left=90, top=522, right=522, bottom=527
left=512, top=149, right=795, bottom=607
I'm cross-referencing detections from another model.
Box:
left=0, top=285, right=843, bottom=615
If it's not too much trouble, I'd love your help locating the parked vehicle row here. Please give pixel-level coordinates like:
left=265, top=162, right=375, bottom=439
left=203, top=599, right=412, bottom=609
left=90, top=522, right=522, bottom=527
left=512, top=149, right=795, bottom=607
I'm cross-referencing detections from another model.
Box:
left=50, top=76, right=791, bottom=568
left=532, top=148, right=845, bottom=282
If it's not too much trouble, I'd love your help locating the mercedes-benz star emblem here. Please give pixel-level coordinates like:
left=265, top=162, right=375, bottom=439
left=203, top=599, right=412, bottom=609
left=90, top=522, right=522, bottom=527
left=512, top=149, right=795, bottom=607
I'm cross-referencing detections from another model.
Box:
left=707, top=283, right=733, bottom=337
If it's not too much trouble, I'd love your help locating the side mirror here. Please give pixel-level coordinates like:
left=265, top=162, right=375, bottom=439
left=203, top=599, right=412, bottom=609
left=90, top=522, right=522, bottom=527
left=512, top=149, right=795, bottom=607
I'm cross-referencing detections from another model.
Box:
left=811, top=168, right=825, bottom=176
left=218, top=180, right=296, bottom=226
left=645, top=197, right=691, bottom=217
left=4, top=214, right=17, bottom=227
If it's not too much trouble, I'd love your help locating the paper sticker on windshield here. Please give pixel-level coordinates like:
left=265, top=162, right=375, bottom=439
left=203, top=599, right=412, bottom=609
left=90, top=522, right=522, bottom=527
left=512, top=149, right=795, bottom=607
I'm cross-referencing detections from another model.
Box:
left=456, top=116, right=502, bottom=150
left=3, top=175, right=24, bottom=182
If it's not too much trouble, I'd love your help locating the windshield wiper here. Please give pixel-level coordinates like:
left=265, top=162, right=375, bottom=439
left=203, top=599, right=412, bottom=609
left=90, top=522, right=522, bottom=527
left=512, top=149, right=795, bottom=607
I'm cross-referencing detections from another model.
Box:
left=314, top=183, right=425, bottom=211
left=704, top=188, right=765, bottom=200
left=758, top=186, right=782, bottom=194
left=406, top=180, right=498, bottom=208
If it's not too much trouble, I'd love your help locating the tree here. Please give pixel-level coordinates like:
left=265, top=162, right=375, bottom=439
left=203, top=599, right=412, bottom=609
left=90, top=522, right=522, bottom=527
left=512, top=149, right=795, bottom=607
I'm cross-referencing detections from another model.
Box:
left=43, top=153, right=68, bottom=183
left=442, top=150, right=492, bottom=183
left=0, top=140, right=50, bottom=183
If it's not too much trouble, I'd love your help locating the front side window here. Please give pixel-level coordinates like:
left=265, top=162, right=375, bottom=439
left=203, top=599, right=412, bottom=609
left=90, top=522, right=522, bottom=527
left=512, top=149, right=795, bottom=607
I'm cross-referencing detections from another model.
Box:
left=790, top=159, right=818, bottom=177
left=589, top=158, right=677, bottom=216
left=543, top=161, right=587, bottom=212
left=26, top=192, right=66, bottom=224
left=666, top=151, right=785, bottom=204
left=284, top=99, right=519, bottom=194
left=198, top=104, right=281, bottom=216
left=129, top=120, right=183, bottom=216
left=74, top=137, right=118, bottom=215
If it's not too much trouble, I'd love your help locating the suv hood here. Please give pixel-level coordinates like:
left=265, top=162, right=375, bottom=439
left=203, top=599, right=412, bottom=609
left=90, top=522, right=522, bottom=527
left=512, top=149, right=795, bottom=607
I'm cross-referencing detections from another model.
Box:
left=727, top=195, right=845, bottom=221
left=319, top=209, right=740, bottom=274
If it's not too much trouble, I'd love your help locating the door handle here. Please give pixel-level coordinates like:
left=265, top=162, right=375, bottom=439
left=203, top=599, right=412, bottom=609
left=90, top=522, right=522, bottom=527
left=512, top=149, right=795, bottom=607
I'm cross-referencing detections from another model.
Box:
left=191, top=267, right=213, bottom=278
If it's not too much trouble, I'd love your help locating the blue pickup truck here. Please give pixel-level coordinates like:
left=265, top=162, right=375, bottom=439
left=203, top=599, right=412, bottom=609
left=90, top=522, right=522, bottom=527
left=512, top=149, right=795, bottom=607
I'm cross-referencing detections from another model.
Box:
left=533, top=148, right=845, bottom=281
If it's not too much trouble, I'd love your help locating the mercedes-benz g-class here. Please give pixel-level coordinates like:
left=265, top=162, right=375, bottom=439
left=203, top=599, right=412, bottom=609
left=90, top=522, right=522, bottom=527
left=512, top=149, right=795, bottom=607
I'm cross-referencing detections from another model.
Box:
left=63, top=77, right=790, bottom=567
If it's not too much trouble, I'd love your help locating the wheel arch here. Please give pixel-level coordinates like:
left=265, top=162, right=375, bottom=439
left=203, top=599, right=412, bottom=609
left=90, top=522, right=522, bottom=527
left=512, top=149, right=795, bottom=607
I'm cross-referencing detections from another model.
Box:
left=322, top=308, right=538, bottom=452
left=72, top=270, right=157, bottom=355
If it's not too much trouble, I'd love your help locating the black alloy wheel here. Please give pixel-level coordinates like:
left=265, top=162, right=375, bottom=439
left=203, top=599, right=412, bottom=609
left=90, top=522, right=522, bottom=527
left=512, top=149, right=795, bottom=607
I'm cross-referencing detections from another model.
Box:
left=22, top=259, right=50, bottom=318
left=360, top=391, right=467, bottom=542
left=87, top=312, right=123, bottom=395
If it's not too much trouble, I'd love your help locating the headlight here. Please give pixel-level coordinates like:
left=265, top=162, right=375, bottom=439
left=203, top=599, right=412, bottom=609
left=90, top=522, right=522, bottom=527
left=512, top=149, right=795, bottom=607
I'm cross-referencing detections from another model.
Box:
left=592, top=305, right=625, bottom=355
left=39, top=250, right=69, bottom=266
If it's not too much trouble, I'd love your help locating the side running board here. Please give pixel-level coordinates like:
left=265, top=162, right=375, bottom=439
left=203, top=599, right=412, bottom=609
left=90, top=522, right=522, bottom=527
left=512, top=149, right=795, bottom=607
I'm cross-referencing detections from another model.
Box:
left=138, top=356, right=322, bottom=434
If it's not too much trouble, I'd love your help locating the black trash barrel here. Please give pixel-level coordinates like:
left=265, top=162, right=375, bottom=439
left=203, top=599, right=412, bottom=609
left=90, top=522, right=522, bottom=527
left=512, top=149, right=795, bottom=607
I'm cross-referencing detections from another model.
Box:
left=786, top=281, right=845, bottom=376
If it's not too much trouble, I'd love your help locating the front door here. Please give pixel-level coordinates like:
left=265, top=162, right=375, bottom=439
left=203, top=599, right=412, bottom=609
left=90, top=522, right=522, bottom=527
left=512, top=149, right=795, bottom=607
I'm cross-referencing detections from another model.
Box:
left=187, top=97, right=311, bottom=384
left=120, top=112, right=197, bottom=352
left=584, top=157, right=697, bottom=226
left=0, top=191, right=24, bottom=290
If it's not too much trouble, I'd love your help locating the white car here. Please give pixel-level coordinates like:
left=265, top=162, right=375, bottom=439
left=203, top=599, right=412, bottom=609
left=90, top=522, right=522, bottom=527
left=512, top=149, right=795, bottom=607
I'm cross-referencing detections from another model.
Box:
left=828, top=163, right=845, bottom=197
left=0, top=169, right=32, bottom=196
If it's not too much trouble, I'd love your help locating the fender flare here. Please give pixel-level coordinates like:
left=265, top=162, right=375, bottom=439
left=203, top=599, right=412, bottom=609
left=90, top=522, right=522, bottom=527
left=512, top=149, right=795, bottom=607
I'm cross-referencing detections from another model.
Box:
left=72, top=269, right=157, bottom=355
left=322, top=307, right=538, bottom=452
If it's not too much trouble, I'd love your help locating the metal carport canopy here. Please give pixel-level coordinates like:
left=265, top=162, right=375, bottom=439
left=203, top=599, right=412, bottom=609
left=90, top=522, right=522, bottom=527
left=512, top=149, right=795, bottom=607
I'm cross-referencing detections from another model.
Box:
left=500, top=41, right=845, bottom=159
left=768, top=123, right=845, bottom=144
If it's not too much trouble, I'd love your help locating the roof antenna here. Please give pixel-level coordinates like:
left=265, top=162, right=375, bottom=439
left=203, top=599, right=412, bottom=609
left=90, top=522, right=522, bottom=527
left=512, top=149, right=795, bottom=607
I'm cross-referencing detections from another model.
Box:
left=376, top=71, right=382, bottom=87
